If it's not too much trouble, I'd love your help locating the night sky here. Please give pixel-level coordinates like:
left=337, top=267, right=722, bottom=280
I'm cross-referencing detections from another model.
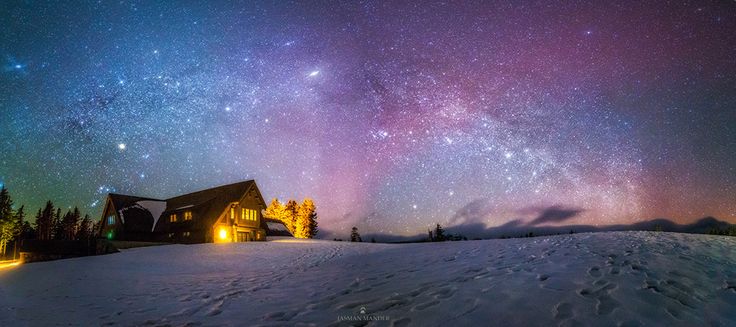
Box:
left=1, top=1, right=735, bottom=237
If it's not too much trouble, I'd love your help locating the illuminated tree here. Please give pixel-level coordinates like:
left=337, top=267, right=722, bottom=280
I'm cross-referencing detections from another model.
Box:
left=295, top=198, right=318, bottom=238
left=0, top=187, right=17, bottom=256
left=264, top=198, right=285, bottom=220
left=284, top=200, right=299, bottom=235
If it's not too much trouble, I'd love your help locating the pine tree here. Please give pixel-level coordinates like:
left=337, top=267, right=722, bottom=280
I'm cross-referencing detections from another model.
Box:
left=307, top=205, right=318, bottom=238
left=0, top=187, right=17, bottom=256
left=52, top=207, right=63, bottom=240
left=350, top=226, right=362, bottom=242
left=284, top=200, right=299, bottom=236
left=434, top=223, right=445, bottom=242
left=15, top=205, right=25, bottom=237
left=59, top=207, right=80, bottom=240
left=91, top=219, right=101, bottom=238
left=295, top=198, right=318, bottom=238
left=36, top=201, right=55, bottom=240
left=264, top=198, right=284, bottom=220
left=77, top=214, right=91, bottom=240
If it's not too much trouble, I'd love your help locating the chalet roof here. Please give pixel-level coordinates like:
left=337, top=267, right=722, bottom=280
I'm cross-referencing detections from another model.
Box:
left=262, top=218, right=294, bottom=237
left=108, top=193, right=163, bottom=211
left=164, top=180, right=254, bottom=211
left=106, top=180, right=262, bottom=234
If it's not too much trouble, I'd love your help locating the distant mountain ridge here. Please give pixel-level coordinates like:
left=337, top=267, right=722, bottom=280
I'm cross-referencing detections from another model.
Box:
left=357, top=217, right=736, bottom=243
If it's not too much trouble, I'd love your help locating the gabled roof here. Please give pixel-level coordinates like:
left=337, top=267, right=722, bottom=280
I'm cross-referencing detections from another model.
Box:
left=105, top=180, right=264, bottom=233
left=165, top=180, right=254, bottom=211
left=108, top=194, right=163, bottom=211
left=262, top=218, right=294, bottom=237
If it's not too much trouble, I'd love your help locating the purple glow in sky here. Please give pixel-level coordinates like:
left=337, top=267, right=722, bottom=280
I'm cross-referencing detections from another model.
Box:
left=1, top=1, right=735, bottom=237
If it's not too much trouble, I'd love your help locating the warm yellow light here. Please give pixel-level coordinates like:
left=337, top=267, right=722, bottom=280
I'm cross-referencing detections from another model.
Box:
left=218, top=228, right=228, bottom=240
left=0, top=261, right=20, bottom=269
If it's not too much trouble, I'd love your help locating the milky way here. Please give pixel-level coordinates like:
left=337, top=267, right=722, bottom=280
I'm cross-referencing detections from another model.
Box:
left=1, top=1, right=735, bottom=237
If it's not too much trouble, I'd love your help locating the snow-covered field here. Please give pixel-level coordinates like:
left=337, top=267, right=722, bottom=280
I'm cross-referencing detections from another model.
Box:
left=1, top=232, right=735, bottom=326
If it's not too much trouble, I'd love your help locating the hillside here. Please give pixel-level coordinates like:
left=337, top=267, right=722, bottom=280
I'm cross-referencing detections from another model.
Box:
left=1, top=232, right=735, bottom=326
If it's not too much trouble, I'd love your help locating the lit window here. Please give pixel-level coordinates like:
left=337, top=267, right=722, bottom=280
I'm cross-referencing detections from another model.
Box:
left=183, top=232, right=190, bottom=237
left=184, top=211, right=192, bottom=220
left=170, top=214, right=177, bottom=222
left=230, top=207, right=235, bottom=219
left=107, top=215, right=115, bottom=225
left=241, top=208, right=245, bottom=221
left=168, top=233, right=174, bottom=238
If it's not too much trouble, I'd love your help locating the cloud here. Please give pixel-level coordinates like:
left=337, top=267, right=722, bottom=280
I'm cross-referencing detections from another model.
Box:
left=450, top=199, right=494, bottom=225
left=527, top=205, right=584, bottom=226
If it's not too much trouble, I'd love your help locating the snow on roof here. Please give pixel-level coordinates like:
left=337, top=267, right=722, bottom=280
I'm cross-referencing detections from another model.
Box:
left=174, top=204, right=195, bottom=210
left=266, top=221, right=289, bottom=232
left=137, top=200, right=167, bottom=232
left=116, top=200, right=167, bottom=230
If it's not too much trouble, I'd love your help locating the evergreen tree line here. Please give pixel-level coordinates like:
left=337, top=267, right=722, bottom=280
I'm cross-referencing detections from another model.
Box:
left=0, top=187, right=98, bottom=257
left=427, top=223, right=467, bottom=242
left=264, top=198, right=318, bottom=238
left=708, top=226, right=736, bottom=236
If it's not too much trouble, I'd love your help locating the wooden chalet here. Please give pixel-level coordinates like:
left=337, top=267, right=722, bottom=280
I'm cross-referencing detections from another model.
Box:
left=98, top=180, right=291, bottom=243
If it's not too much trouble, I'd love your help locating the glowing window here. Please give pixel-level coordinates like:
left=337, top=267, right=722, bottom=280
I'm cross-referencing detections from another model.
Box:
left=230, top=207, right=235, bottom=219
left=238, top=208, right=256, bottom=221
left=184, top=211, right=192, bottom=220
left=183, top=232, right=190, bottom=237
left=107, top=215, right=114, bottom=225
left=170, top=214, right=177, bottom=222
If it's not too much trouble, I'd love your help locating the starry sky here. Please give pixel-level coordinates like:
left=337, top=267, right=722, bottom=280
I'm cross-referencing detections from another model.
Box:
left=1, top=1, right=735, bottom=237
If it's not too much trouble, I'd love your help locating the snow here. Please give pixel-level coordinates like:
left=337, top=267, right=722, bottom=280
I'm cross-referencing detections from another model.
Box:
left=137, top=200, right=167, bottom=231
left=266, top=221, right=289, bottom=233
left=1, top=232, right=735, bottom=326
left=116, top=200, right=167, bottom=231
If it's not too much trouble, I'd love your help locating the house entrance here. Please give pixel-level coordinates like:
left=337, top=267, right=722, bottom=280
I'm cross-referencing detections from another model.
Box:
left=236, top=231, right=253, bottom=242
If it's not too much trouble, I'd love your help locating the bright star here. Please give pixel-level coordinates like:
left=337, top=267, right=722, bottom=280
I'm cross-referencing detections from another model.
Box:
left=308, top=70, right=320, bottom=77
left=118, top=143, right=126, bottom=150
